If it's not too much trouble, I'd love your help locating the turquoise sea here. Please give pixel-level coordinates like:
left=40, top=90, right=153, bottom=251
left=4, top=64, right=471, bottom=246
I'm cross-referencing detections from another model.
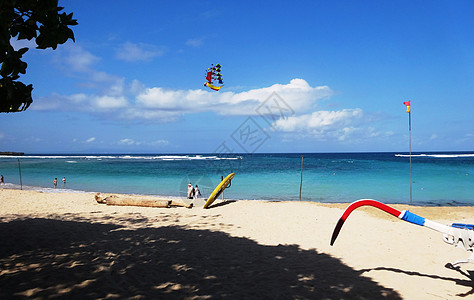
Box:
left=0, top=152, right=473, bottom=206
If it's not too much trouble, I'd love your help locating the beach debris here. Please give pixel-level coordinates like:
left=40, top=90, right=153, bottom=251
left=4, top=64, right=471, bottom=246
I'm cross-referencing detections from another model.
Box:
left=330, top=199, right=474, bottom=267
left=94, top=193, right=192, bottom=208
left=204, top=63, right=224, bottom=91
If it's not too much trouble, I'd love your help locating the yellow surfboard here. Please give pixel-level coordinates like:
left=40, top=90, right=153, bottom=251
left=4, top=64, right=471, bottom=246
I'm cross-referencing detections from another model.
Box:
left=203, top=173, right=235, bottom=209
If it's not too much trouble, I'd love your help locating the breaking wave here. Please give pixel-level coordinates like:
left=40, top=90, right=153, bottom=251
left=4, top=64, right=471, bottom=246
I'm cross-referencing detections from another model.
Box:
left=395, top=153, right=474, bottom=158
left=0, top=154, right=242, bottom=161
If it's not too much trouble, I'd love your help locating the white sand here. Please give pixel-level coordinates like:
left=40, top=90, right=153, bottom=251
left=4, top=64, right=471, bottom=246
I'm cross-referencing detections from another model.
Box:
left=0, top=189, right=473, bottom=299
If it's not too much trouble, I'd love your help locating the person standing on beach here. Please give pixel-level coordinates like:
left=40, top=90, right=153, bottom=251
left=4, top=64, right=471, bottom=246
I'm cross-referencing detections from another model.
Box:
left=187, top=183, right=194, bottom=199
left=194, top=185, right=201, bottom=199
left=53, top=178, right=57, bottom=188
left=0, top=175, right=4, bottom=184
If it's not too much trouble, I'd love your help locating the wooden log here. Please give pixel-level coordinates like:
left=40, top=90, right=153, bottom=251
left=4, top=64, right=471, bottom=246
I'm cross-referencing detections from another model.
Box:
left=170, top=199, right=193, bottom=208
left=95, top=193, right=107, bottom=204
left=106, top=197, right=172, bottom=208
left=94, top=193, right=192, bottom=208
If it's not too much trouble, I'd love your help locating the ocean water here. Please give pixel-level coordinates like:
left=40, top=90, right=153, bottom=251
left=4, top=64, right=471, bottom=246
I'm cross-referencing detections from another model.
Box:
left=0, top=152, right=473, bottom=206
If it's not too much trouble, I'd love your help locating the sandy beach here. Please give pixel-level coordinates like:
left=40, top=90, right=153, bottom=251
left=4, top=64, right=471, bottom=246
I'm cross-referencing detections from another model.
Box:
left=0, top=189, right=473, bottom=299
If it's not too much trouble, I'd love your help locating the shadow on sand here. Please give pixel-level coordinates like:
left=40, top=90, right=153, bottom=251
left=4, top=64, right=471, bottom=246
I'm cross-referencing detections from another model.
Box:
left=0, top=217, right=401, bottom=299
left=206, top=200, right=237, bottom=209
left=359, top=266, right=474, bottom=298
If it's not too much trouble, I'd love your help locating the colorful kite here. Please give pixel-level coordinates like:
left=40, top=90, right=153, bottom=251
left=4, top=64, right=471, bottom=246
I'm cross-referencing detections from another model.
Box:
left=330, top=199, right=474, bottom=267
left=204, top=63, right=224, bottom=91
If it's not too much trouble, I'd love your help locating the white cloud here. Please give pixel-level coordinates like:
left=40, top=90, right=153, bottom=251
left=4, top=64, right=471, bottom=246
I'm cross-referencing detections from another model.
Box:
left=63, top=45, right=100, bottom=73
left=86, top=137, right=96, bottom=143
left=33, top=79, right=129, bottom=111
left=152, top=139, right=169, bottom=146
left=32, top=93, right=88, bottom=111
left=90, top=71, right=118, bottom=83
left=118, top=108, right=181, bottom=122
left=186, top=38, right=204, bottom=47
left=34, top=78, right=336, bottom=124
left=52, top=44, right=120, bottom=88
left=137, top=88, right=196, bottom=110
left=130, top=79, right=146, bottom=95
left=33, top=92, right=129, bottom=111
left=115, top=42, right=164, bottom=62
left=274, top=109, right=369, bottom=141
left=119, top=138, right=138, bottom=145
left=92, top=95, right=128, bottom=109
left=136, top=78, right=333, bottom=117
left=274, top=109, right=363, bottom=132
left=118, top=138, right=169, bottom=147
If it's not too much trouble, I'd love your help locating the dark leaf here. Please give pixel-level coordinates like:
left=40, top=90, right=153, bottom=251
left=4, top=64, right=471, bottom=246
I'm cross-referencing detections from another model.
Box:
left=0, top=0, right=75, bottom=113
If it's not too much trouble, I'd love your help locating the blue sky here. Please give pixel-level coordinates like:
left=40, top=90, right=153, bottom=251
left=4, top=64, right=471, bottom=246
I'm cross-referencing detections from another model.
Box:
left=1, top=0, right=473, bottom=154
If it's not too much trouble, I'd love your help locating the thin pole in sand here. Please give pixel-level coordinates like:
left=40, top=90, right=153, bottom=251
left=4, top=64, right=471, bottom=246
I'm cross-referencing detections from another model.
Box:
left=17, top=159, right=23, bottom=190
left=299, top=155, right=303, bottom=201
left=408, top=111, right=412, bottom=205
left=221, top=175, right=224, bottom=201
left=403, top=100, right=412, bottom=205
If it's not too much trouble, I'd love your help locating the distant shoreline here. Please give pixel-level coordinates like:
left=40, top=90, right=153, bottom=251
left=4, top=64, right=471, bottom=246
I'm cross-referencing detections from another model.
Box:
left=1, top=152, right=472, bottom=206
left=2, top=185, right=473, bottom=208
left=4, top=151, right=474, bottom=155
left=0, top=152, right=24, bottom=156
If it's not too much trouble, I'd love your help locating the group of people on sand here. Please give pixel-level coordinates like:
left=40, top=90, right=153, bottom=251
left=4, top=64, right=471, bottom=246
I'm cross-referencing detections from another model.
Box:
left=0, top=175, right=67, bottom=189
left=0, top=175, right=67, bottom=188
left=187, top=183, right=201, bottom=199
left=53, top=177, right=66, bottom=188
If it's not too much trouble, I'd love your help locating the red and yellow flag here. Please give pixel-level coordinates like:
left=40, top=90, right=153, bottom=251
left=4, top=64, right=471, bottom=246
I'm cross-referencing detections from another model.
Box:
left=403, top=101, right=411, bottom=113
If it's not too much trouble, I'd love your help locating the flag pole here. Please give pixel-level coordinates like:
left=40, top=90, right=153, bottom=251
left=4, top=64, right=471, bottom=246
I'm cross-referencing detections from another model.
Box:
left=403, top=100, right=412, bottom=205
left=299, top=155, right=303, bottom=201
left=408, top=111, right=412, bottom=205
